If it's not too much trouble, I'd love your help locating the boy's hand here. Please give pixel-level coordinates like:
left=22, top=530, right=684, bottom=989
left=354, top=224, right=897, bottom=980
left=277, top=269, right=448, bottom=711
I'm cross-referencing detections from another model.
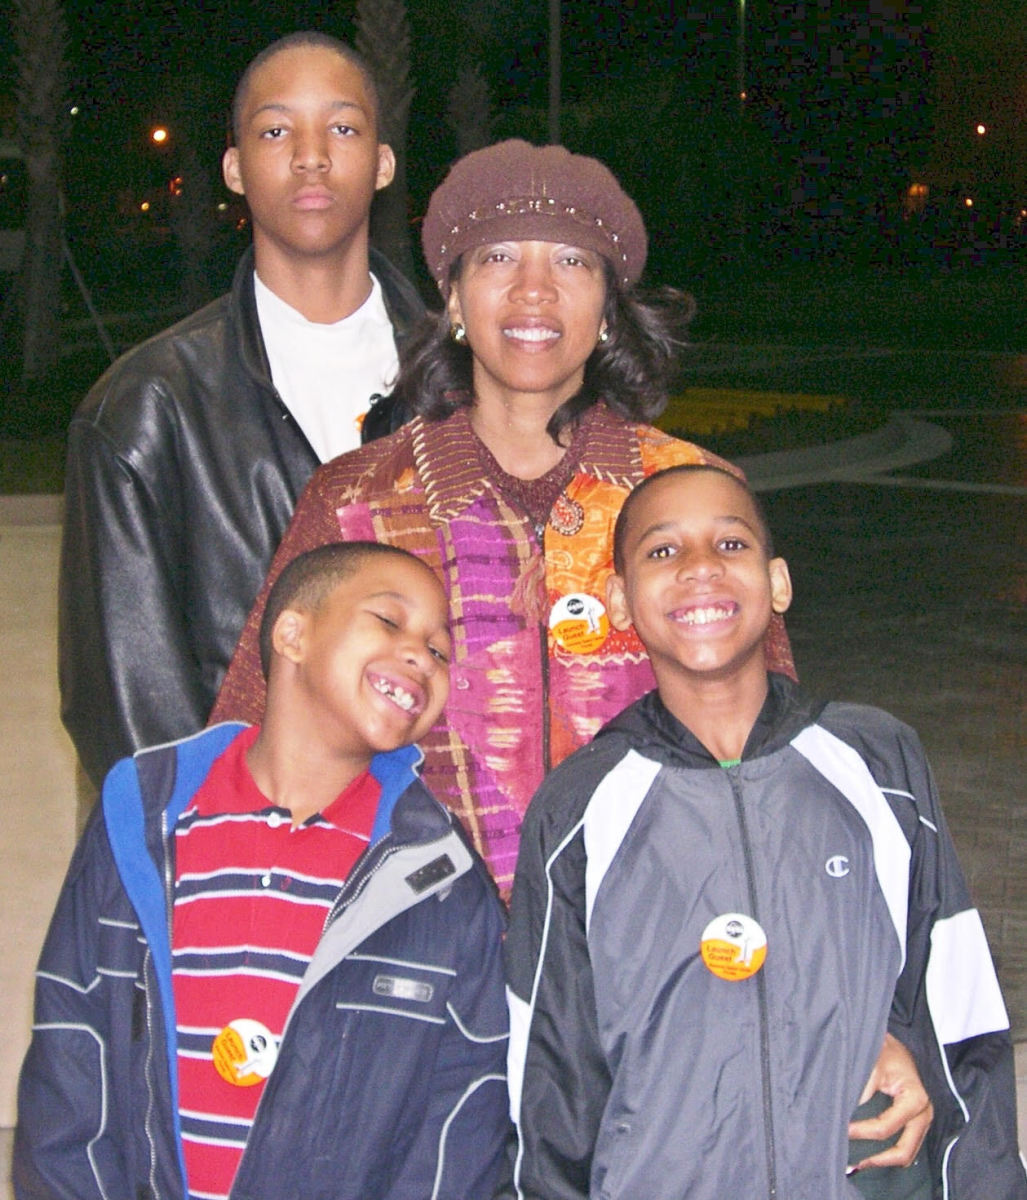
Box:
left=849, top=1033, right=933, bottom=1170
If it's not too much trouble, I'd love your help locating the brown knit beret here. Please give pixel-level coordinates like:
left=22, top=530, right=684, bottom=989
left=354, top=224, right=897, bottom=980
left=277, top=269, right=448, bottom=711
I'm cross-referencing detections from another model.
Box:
left=421, top=139, right=648, bottom=291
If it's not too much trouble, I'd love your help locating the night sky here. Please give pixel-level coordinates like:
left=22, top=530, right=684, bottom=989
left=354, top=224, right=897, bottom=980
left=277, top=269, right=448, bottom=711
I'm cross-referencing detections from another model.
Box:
left=2, top=0, right=1025, bottom=286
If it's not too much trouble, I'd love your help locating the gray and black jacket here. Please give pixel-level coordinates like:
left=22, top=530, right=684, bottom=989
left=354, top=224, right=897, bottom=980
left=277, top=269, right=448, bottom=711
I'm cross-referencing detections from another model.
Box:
left=505, top=674, right=1025, bottom=1200
left=15, top=724, right=510, bottom=1200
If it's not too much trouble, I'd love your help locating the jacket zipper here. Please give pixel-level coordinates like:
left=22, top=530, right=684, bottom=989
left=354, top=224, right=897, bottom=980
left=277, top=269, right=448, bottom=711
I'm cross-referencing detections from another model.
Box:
left=162, top=809, right=175, bottom=951
left=142, top=949, right=165, bottom=1200
left=156, top=808, right=178, bottom=1200
left=729, top=773, right=778, bottom=1200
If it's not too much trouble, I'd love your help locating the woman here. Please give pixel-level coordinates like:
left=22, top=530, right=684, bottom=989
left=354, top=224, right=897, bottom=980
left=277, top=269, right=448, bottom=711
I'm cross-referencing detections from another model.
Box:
left=212, top=143, right=930, bottom=1172
left=214, top=139, right=791, bottom=892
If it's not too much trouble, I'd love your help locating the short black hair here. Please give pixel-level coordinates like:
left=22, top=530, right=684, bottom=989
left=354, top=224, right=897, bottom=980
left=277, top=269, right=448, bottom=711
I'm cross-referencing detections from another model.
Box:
left=258, top=541, right=428, bottom=678
left=612, top=464, right=774, bottom=575
left=231, top=31, right=381, bottom=145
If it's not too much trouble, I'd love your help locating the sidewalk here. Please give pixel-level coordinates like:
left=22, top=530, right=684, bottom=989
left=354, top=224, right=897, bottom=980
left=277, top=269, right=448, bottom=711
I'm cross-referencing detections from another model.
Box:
left=0, top=500, right=77, bottom=1134
left=0, top=500, right=78, bottom=1195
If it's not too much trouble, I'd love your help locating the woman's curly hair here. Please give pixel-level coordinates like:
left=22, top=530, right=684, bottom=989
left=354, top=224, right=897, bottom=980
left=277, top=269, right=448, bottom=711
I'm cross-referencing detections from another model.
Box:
left=389, top=261, right=696, bottom=445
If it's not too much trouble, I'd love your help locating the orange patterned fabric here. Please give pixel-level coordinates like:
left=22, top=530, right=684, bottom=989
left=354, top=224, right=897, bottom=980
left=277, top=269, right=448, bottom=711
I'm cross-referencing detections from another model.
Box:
left=212, top=406, right=794, bottom=896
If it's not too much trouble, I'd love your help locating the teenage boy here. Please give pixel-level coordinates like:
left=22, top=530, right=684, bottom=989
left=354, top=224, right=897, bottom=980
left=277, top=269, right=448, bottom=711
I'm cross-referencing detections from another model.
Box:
left=59, top=31, right=424, bottom=789
left=505, top=465, right=1025, bottom=1200
left=17, top=543, right=509, bottom=1200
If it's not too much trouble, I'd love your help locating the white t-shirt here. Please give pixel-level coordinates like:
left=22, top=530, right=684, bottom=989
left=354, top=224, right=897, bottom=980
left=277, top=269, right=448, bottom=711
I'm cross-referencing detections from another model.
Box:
left=254, top=272, right=400, bottom=462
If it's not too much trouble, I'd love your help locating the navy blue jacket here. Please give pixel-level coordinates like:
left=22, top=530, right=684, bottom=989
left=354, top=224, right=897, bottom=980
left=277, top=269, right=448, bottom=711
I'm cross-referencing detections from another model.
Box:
left=15, top=724, right=510, bottom=1200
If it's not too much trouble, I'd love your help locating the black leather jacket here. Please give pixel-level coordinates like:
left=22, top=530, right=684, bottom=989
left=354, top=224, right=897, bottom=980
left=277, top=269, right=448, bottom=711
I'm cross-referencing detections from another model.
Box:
left=58, top=246, right=425, bottom=786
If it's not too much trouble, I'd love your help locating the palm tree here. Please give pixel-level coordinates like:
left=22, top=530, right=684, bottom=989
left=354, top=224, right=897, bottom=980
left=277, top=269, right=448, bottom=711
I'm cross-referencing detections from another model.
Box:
left=10, top=0, right=69, bottom=388
left=355, top=0, right=416, bottom=281
left=447, top=65, right=493, bottom=158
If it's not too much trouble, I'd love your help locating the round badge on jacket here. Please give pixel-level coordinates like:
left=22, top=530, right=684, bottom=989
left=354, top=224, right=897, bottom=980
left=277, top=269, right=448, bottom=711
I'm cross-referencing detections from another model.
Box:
left=700, top=912, right=768, bottom=982
left=212, top=1018, right=278, bottom=1086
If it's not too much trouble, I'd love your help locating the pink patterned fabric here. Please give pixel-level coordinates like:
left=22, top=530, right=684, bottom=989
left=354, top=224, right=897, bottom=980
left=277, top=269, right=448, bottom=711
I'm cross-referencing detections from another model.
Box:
left=212, top=406, right=793, bottom=896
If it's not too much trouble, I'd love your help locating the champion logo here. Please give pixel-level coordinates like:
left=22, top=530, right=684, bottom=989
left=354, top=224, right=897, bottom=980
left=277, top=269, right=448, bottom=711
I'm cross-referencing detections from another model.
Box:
left=825, top=855, right=850, bottom=878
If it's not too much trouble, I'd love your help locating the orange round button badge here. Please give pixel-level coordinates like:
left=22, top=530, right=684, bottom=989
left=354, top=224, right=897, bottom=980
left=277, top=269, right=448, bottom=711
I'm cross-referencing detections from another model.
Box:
left=549, top=593, right=610, bottom=654
left=212, top=1018, right=278, bottom=1087
left=700, top=913, right=767, bottom=982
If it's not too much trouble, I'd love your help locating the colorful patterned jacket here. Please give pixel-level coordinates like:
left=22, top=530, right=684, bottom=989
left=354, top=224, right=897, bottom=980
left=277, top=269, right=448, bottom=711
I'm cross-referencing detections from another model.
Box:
left=212, top=404, right=793, bottom=894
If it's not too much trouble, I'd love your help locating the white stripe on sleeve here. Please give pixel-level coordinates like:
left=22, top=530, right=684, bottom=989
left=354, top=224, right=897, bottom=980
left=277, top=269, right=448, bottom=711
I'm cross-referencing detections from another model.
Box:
left=926, top=908, right=1009, bottom=1045
left=583, top=750, right=662, bottom=935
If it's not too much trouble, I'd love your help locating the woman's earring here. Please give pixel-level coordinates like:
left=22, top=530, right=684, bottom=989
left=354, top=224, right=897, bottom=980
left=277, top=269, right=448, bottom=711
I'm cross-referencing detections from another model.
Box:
left=451, top=323, right=467, bottom=345
left=597, top=327, right=610, bottom=345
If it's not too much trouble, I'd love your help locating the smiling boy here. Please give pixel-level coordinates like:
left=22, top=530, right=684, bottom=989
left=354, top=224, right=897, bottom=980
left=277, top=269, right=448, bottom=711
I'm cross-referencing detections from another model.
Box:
left=60, top=33, right=424, bottom=792
left=17, top=543, right=509, bottom=1200
left=505, top=465, right=1025, bottom=1200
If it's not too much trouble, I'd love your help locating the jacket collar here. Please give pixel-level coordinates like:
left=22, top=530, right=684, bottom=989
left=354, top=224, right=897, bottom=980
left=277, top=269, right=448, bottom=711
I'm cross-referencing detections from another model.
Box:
left=370, top=245, right=427, bottom=342
left=601, top=673, right=822, bottom=767
left=231, top=245, right=273, bottom=391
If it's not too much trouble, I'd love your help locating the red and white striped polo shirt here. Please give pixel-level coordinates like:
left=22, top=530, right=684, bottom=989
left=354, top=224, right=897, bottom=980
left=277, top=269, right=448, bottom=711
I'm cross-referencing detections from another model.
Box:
left=171, top=726, right=379, bottom=1200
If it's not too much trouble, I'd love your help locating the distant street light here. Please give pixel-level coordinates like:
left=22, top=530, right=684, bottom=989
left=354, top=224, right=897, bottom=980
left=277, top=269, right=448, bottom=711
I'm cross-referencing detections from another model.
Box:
left=150, top=126, right=169, bottom=146
left=975, top=123, right=987, bottom=136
